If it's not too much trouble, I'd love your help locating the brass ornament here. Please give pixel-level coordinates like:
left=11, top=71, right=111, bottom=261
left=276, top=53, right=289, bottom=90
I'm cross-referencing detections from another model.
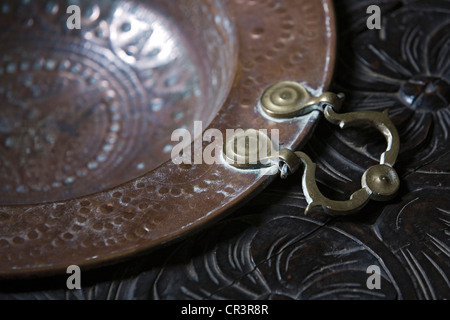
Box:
left=227, top=82, right=401, bottom=216
left=223, top=129, right=276, bottom=169
left=260, top=81, right=345, bottom=118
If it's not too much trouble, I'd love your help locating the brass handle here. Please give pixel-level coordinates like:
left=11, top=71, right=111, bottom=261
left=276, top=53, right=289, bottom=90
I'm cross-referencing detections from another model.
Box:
left=279, top=106, right=400, bottom=216
left=224, top=81, right=401, bottom=216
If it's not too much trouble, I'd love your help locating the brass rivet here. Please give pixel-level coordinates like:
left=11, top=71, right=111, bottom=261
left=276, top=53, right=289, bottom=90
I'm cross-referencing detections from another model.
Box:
left=260, top=81, right=310, bottom=118
left=362, top=165, right=400, bottom=201
left=260, top=81, right=345, bottom=118
left=223, top=129, right=275, bottom=169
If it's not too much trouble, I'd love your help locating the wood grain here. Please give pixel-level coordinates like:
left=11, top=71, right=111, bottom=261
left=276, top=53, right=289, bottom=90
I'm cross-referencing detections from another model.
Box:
left=0, top=0, right=449, bottom=300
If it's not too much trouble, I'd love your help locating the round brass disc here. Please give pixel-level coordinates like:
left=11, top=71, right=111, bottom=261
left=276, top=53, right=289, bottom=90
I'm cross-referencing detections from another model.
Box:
left=363, top=165, right=401, bottom=201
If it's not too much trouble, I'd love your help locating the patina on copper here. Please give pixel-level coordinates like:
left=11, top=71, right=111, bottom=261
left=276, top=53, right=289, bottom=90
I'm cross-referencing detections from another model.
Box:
left=0, top=0, right=336, bottom=278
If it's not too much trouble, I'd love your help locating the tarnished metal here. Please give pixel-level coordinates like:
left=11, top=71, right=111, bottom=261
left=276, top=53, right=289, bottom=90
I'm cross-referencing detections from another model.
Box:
left=268, top=84, right=401, bottom=216
left=222, top=80, right=401, bottom=216
left=278, top=148, right=302, bottom=178
left=292, top=149, right=400, bottom=216
left=0, top=0, right=337, bottom=277
left=324, top=107, right=400, bottom=167
left=260, top=81, right=345, bottom=118
left=223, top=129, right=276, bottom=169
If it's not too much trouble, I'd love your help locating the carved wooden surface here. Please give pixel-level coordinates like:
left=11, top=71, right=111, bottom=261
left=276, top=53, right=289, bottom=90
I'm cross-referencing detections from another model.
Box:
left=0, top=0, right=449, bottom=300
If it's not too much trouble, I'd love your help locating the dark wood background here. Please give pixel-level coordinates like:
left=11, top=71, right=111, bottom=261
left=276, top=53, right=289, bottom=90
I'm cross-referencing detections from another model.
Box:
left=1, top=0, right=449, bottom=300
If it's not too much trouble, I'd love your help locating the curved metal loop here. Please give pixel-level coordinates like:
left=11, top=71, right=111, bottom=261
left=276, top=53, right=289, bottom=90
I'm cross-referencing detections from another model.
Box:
left=280, top=106, right=401, bottom=216
left=323, top=106, right=400, bottom=167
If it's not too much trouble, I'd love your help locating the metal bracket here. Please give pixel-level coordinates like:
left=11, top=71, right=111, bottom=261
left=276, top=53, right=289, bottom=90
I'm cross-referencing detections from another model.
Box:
left=224, top=81, right=401, bottom=216
left=278, top=106, right=400, bottom=216
left=260, top=81, right=346, bottom=118
left=268, top=82, right=401, bottom=216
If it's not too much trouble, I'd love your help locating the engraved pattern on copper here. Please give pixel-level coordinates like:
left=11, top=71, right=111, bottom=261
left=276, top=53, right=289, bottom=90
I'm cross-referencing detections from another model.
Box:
left=0, top=0, right=334, bottom=276
left=2, top=0, right=448, bottom=301
left=0, top=0, right=216, bottom=205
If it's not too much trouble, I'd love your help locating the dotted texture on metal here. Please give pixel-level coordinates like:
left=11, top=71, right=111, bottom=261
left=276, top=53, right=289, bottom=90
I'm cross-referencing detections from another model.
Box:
left=0, top=0, right=335, bottom=277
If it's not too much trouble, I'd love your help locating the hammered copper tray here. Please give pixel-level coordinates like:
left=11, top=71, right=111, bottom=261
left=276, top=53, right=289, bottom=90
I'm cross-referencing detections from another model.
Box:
left=0, top=0, right=336, bottom=277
